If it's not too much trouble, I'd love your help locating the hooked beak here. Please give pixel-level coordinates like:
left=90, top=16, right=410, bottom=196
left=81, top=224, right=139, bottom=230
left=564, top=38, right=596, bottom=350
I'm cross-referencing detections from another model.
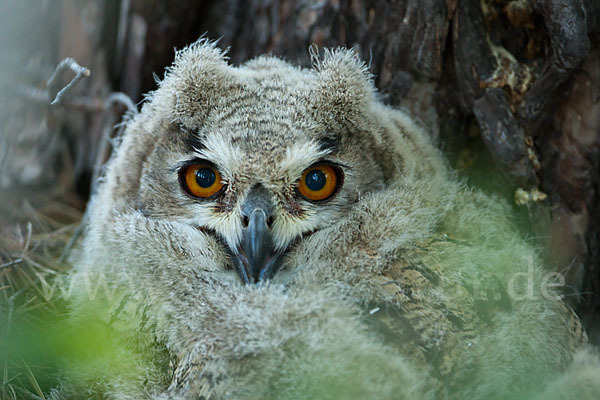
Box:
left=231, top=185, right=283, bottom=284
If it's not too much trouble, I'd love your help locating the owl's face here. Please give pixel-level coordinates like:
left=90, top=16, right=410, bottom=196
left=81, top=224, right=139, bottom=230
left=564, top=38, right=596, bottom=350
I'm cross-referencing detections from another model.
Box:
left=127, top=44, right=391, bottom=283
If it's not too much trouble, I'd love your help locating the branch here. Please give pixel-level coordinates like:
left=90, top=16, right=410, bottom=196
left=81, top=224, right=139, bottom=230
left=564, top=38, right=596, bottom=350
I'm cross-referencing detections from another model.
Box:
left=0, top=258, right=23, bottom=271
left=105, top=91, right=138, bottom=115
left=47, top=57, right=91, bottom=106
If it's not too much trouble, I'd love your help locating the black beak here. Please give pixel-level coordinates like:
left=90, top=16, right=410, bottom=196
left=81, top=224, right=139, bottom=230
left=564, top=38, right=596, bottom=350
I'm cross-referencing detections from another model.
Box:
left=232, top=185, right=283, bottom=284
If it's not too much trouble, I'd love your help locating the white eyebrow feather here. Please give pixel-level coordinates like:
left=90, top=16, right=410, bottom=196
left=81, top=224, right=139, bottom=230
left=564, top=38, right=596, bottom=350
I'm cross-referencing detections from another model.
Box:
left=279, top=140, right=331, bottom=180
left=196, top=134, right=242, bottom=178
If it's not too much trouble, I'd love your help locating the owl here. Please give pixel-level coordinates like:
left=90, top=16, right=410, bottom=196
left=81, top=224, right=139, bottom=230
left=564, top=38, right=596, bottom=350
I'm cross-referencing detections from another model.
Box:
left=63, top=39, right=600, bottom=400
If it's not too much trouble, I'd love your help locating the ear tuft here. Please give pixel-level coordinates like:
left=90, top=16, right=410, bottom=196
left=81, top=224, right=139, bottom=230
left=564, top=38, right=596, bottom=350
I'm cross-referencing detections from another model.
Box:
left=310, top=46, right=376, bottom=126
left=153, top=38, right=229, bottom=129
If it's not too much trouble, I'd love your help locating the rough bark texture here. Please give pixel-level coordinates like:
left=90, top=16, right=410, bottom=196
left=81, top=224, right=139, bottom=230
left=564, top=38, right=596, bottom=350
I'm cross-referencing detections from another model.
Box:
left=1, top=0, right=599, bottom=341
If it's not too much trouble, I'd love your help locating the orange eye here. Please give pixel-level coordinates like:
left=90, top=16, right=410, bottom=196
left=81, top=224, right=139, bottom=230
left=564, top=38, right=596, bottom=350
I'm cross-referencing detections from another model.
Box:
left=297, top=164, right=340, bottom=202
left=180, top=162, right=224, bottom=198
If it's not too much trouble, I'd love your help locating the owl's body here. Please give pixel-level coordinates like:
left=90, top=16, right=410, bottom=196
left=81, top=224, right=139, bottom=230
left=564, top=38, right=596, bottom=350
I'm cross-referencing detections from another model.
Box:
left=67, top=40, right=599, bottom=399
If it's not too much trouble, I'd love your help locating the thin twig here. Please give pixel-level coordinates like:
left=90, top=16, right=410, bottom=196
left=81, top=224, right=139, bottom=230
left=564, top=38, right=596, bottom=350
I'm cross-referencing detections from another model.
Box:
left=105, top=91, right=138, bottom=115
left=0, top=259, right=23, bottom=271
left=47, top=57, right=91, bottom=107
left=10, top=85, right=136, bottom=116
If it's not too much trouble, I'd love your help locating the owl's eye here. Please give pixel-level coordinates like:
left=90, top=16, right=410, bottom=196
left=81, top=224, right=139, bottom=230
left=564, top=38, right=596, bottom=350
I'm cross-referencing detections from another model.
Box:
left=180, top=162, right=224, bottom=198
left=297, top=164, right=341, bottom=202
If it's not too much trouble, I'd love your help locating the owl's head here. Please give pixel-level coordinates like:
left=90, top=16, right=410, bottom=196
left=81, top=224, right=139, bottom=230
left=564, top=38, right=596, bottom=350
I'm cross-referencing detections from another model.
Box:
left=94, top=40, right=425, bottom=284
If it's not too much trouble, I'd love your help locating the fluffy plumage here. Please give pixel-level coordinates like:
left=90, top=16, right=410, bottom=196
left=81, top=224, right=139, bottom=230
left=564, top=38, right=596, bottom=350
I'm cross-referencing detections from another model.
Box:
left=65, top=39, right=599, bottom=399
